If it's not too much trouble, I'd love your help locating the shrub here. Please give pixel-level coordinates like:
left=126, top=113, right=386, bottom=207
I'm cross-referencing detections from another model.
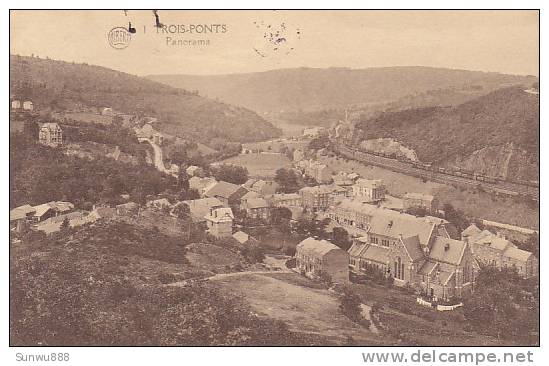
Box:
left=339, top=286, right=364, bottom=324
left=285, top=257, right=296, bottom=269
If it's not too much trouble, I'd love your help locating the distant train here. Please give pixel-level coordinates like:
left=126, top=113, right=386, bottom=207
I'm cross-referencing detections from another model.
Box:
left=332, top=143, right=539, bottom=189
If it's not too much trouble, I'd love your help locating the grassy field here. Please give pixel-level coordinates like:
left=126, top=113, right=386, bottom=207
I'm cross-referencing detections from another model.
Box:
left=220, top=153, right=292, bottom=178
left=62, top=112, right=113, bottom=125
left=320, top=155, right=539, bottom=230
left=213, top=272, right=394, bottom=345
left=242, top=139, right=310, bottom=154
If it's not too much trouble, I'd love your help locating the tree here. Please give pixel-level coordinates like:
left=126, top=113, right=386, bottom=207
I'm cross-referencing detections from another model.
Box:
left=442, top=203, right=469, bottom=231
left=308, top=135, right=330, bottom=151
left=339, top=286, right=363, bottom=323
left=274, top=168, right=300, bottom=193
left=463, top=266, right=539, bottom=344
left=331, top=227, right=352, bottom=251
left=60, top=217, right=71, bottom=234
left=405, top=206, right=428, bottom=217
left=172, top=203, right=190, bottom=220
left=271, top=207, right=292, bottom=226
left=211, top=164, right=248, bottom=185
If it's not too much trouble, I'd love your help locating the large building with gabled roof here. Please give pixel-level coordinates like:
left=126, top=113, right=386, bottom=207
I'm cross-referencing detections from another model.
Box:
left=347, top=208, right=479, bottom=301
left=204, top=181, right=248, bottom=208
left=295, top=237, right=349, bottom=283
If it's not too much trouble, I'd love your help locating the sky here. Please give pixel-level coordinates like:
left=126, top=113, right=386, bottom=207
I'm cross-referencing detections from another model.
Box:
left=10, top=10, right=539, bottom=76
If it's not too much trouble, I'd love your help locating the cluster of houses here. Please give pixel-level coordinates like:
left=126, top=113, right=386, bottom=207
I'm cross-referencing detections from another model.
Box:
left=10, top=99, right=34, bottom=111
left=296, top=202, right=538, bottom=301
left=11, top=121, right=539, bottom=305
left=183, top=153, right=538, bottom=304
left=11, top=201, right=94, bottom=236
left=290, top=158, right=538, bottom=302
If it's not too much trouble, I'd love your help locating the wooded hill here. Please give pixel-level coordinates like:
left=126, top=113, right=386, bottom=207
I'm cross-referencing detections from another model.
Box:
left=147, top=66, right=537, bottom=114
left=10, top=55, right=281, bottom=144
left=351, top=86, right=539, bottom=181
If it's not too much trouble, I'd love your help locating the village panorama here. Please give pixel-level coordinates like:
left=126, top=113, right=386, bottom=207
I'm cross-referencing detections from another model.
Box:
left=9, top=10, right=539, bottom=347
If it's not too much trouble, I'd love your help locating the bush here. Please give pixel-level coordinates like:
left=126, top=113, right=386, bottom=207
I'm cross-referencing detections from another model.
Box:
left=157, top=272, right=178, bottom=284
left=285, top=257, right=296, bottom=269
left=240, top=245, right=266, bottom=264
left=339, top=286, right=363, bottom=324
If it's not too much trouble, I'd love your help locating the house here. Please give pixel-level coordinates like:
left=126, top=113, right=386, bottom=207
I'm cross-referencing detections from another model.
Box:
left=30, top=201, right=74, bottom=222
left=242, top=197, right=270, bottom=220
left=23, top=100, right=34, bottom=111
left=242, top=178, right=258, bottom=190
left=152, top=132, right=164, bottom=145
left=205, top=207, right=234, bottom=237
left=101, top=107, right=115, bottom=116
left=268, top=193, right=302, bottom=208
left=186, top=165, right=204, bottom=177
left=39, top=123, right=63, bottom=147
left=332, top=173, right=356, bottom=197
left=352, top=179, right=385, bottom=202
left=11, top=100, right=21, bottom=109
left=189, top=176, right=218, bottom=197
left=116, top=202, right=139, bottom=216
left=146, top=198, right=172, bottom=211
left=181, top=197, right=223, bottom=224
left=204, top=181, right=248, bottom=208
left=240, top=190, right=261, bottom=209
left=135, top=124, right=155, bottom=139
left=347, top=172, right=360, bottom=181
left=462, top=224, right=538, bottom=278
left=403, top=193, right=438, bottom=213
left=248, top=180, right=279, bottom=196
left=232, top=230, right=258, bottom=246
left=348, top=213, right=478, bottom=301
left=302, top=127, right=326, bottom=138
left=295, top=237, right=349, bottom=283
left=35, top=211, right=93, bottom=235
left=299, top=185, right=335, bottom=212
left=10, top=204, right=36, bottom=232
left=287, top=206, right=305, bottom=222
left=293, top=149, right=305, bottom=162
left=297, top=160, right=333, bottom=183
left=330, top=185, right=348, bottom=199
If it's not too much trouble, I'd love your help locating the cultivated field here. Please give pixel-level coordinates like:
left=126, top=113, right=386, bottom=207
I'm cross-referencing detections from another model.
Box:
left=220, top=153, right=292, bottom=178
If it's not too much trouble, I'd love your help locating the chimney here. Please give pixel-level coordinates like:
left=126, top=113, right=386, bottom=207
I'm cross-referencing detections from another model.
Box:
left=388, top=220, right=393, bottom=228
left=444, top=243, right=450, bottom=251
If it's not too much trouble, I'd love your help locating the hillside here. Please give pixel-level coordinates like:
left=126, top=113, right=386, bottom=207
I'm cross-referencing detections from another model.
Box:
left=348, top=86, right=539, bottom=181
left=9, top=55, right=281, bottom=143
left=147, top=67, right=537, bottom=114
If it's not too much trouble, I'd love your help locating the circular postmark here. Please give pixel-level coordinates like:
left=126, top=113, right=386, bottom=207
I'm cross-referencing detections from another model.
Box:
left=252, top=20, right=301, bottom=58
left=107, top=27, right=132, bottom=50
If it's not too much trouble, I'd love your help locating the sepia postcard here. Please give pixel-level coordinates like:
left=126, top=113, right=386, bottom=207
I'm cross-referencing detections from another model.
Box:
left=8, top=7, right=540, bottom=359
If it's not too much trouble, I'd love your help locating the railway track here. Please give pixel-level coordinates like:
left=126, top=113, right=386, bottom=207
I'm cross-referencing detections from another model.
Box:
left=330, top=143, right=539, bottom=200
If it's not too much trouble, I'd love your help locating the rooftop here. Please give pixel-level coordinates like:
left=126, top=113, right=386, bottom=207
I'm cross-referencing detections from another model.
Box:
left=297, top=237, right=346, bottom=258
left=429, top=237, right=467, bottom=266
left=205, top=181, right=246, bottom=199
